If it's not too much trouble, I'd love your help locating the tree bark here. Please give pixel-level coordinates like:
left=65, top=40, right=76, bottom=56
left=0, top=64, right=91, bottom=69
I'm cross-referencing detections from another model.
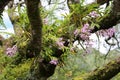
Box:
left=25, top=0, right=42, bottom=57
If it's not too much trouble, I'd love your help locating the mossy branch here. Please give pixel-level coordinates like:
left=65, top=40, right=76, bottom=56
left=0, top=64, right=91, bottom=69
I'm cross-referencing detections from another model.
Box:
left=74, top=57, right=120, bottom=80
left=83, top=57, right=120, bottom=80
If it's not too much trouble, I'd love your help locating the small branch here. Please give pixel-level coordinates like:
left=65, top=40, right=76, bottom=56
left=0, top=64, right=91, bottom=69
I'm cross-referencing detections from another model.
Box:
left=48, top=0, right=66, bottom=5
left=114, top=34, right=120, bottom=48
left=78, top=41, right=87, bottom=53
left=104, top=45, right=111, bottom=60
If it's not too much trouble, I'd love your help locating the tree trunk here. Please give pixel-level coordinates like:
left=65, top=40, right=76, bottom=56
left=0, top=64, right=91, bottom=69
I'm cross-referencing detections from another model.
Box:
left=25, top=0, right=42, bottom=57
left=25, top=0, right=57, bottom=80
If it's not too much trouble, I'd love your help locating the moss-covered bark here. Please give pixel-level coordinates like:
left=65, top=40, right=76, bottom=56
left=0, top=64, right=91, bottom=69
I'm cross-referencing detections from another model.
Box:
left=73, top=57, right=120, bottom=80
left=83, top=57, right=120, bottom=80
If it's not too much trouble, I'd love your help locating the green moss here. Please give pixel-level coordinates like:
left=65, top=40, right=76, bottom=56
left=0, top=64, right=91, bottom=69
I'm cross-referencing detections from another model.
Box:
left=0, top=59, right=32, bottom=80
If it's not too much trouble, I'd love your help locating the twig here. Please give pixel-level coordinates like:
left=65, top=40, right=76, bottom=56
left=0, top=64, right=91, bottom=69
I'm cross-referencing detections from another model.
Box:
left=48, top=0, right=66, bottom=5
left=104, top=45, right=111, bottom=60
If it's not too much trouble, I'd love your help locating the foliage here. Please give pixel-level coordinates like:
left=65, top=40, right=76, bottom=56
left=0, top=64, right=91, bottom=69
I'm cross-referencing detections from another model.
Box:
left=0, top=47, right=31, bottom=80
left=48, top=49, right=120, bottom=80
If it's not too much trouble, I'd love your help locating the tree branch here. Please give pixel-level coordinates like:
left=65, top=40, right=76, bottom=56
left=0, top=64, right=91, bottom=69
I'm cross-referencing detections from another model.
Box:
left=91, top=0, right=120, bottom=32
left=96, top=0, right=112, bottom=5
